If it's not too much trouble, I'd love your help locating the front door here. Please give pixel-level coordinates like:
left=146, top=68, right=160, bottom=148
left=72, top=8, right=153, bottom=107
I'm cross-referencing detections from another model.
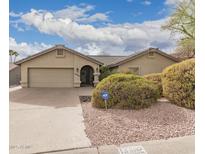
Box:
left=80, top=65, right=94, bottom=87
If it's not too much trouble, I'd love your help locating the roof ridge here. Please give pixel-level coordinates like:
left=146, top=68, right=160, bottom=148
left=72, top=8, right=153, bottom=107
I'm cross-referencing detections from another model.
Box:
left=15, top=45, right=103, bottom=65
left=89, top=55, right=127, bottom=57
left=108, top=48, right=180, bottom=67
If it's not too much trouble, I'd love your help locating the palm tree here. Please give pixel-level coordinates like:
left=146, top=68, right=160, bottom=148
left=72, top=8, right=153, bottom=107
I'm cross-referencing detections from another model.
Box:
left=13, top=51, right=19, bottom=62
left=9, top=50, right=19, bottom=63
left=9, top=50, right=14, bottom=63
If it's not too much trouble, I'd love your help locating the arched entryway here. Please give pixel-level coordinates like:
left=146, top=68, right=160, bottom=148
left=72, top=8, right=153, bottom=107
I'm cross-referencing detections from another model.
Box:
left=80, top=65, right=94, bottom=87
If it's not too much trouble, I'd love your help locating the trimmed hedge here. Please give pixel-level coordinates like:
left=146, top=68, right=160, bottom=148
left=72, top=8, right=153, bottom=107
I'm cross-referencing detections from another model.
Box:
left=92, top=73, right=160, bottom=109
left=162, top=59, right=195, bottom=109
left=144, top=73, right=163, bottom=96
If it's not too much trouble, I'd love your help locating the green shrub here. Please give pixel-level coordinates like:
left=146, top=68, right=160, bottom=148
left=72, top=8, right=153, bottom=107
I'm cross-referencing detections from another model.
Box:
left=92, top=73, right=160, bottom=109
left=122, top=71, right=135, bottom=74
left=162, top=59, right=195, bottom=109
left=99, top=66, right=113, bottom=81
left=144, top=73, right=163, bottom=96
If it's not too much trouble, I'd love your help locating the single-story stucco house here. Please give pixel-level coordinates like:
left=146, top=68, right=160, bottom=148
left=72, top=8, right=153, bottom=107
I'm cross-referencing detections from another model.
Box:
left=15, top=44, right=179, bottom=88
left=9, top=63, right=21, bottom=86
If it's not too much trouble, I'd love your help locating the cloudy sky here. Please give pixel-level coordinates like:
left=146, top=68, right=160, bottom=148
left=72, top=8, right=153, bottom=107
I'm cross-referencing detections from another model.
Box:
left=9, top=0, right=180, bottom=60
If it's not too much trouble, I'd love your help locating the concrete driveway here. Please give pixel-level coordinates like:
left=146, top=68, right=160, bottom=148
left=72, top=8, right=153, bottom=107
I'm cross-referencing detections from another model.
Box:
left=9, top=87, right=93, bottom=154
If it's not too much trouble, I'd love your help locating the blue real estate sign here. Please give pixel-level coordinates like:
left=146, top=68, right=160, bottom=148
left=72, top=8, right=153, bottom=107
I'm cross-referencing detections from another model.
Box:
left=101, top=90, right=109, bottom=100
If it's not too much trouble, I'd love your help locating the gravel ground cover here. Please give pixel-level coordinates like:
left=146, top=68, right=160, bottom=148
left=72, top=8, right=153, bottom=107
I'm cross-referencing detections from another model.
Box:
left=81, top=100, right=195, bottom=146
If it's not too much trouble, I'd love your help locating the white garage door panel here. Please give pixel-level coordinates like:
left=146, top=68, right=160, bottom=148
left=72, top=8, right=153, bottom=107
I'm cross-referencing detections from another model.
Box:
left=29, top=68, right=74, bottom=87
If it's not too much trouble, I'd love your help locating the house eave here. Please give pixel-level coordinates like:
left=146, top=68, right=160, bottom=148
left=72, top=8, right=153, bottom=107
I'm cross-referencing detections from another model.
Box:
left=15, top=45, right=103, bottom=66
left=107, top=48, right=180, bottom=68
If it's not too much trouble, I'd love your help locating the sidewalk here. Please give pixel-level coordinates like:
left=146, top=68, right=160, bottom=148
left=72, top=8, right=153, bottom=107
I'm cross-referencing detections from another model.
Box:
left=39, top=135, right=194, bottom=154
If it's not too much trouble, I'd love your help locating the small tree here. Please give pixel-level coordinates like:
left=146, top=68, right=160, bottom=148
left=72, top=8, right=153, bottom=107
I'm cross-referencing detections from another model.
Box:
left=162, top=0, right=195, bottom=58
left=99, top=65, right=112, bottom=81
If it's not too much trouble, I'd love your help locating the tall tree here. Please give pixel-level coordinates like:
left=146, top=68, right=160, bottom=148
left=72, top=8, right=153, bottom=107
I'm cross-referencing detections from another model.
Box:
left=162, top=0, right=195, bottom=58
left=9, top=50, right=14, bottom=63
left=13, top=51, right=19, bottom=62
left=9, top=50, right=19, bottom=63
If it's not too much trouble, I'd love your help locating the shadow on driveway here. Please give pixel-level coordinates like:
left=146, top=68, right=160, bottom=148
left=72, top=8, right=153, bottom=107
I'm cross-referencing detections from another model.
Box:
left=10, top=87, right=93, bottom=154
left=9, top=88, right=82, bottom=108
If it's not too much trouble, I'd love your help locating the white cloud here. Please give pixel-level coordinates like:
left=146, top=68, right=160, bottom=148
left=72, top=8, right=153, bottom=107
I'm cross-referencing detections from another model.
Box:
left=164, top=0, right=187, bottom=5
left=9, top=37, right=52, bottom=60
left=10, top=4, right=110, bottom=33
left=21, top=9, right=122, bottom=45
left=142, top=0, right=152, bottom=5
left=165, top=0, right=178, bottom=5
left=76, top=43, right=105, bottom=55
left=51, top=4, right=109, bottom=23
left=53, top=4, right=94, bottom=21
left=9, top=11, right=23, bottom=17
left=157, top=8, right=167, bottom=15
left=77, top=13, right=109, bottom=23
left=10, top=12, right=28, bottom=32
left=11, top=7, right=177, bottom=57
left=12, top=23, right=25, bottom=32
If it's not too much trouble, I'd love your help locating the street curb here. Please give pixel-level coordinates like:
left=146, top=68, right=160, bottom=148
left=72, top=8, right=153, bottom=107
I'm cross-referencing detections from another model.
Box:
left=37, top=135, right=194, bottom=154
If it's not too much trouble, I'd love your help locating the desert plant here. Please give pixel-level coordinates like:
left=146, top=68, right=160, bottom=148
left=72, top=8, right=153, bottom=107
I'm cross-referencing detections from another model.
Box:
left=144, top=73, right=163, bottom=96
left=92, top=73, right=160, bottom=109
left=162, top=59, right=195, bottom=109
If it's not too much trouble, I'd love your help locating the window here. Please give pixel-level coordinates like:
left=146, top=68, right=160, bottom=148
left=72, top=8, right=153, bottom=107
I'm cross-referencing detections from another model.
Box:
left=129, top=67, right=140, bottom=75
left=148, top=51, right=154, bottom=57
left=56, top=49, right=64, bottom=57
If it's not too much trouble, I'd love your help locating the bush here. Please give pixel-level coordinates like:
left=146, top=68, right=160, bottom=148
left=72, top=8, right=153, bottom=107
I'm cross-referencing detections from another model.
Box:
left=162, top=59, right=195, bottom=109
left=144, top=73, right=163, bottom=96
left=92, top=73, right=160, bottom=109
left=99, top=66, right=113, bottom=81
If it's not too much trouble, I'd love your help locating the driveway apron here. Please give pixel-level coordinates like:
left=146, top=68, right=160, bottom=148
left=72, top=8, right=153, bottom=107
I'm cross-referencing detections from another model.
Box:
left=9, top=88, right=92, bottom=154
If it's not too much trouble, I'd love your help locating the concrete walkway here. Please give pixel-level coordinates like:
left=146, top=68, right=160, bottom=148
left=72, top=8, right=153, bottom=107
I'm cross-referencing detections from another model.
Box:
left=9, top=85, right=22, bottom=92
left=44, top=136, right=194, bottom=154
left=10, top=87, right=93, bottom=154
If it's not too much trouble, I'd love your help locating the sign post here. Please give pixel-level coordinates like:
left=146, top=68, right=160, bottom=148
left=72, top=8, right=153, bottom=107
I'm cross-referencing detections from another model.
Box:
left=104, top=100, right=107, bottom=110
left=101, top=90, right=109, bottom=110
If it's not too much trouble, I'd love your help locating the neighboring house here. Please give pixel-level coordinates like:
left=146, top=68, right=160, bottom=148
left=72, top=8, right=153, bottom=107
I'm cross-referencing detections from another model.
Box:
left=15, top=45, right=179, bottom=88
left=9, top=63, right=21, bottom=86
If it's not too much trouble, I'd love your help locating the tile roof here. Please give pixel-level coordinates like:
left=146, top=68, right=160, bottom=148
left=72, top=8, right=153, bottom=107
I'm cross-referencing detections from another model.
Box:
left=15, top=45, right=179, bottom=67
left=89, top=55, right=127, bottom=65
left=108, top=48, right=180, bottom=67
left=15, top=45, right=103, bottom=65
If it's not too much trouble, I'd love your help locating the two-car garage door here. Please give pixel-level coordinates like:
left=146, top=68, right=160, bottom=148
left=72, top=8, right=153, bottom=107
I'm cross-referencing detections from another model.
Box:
left=28, top=68, right=74, bottom=88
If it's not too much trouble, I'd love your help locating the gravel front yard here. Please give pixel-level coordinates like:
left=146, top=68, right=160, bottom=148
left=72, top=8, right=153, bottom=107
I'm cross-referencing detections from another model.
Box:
left=81, top=100, right=195, bottom=146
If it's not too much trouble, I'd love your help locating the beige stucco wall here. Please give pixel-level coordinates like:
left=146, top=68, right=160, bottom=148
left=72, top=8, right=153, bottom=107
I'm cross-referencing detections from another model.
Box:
left=20, top=49, right=99, bottom=87
left=117, top=52, right=177, bottom=75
